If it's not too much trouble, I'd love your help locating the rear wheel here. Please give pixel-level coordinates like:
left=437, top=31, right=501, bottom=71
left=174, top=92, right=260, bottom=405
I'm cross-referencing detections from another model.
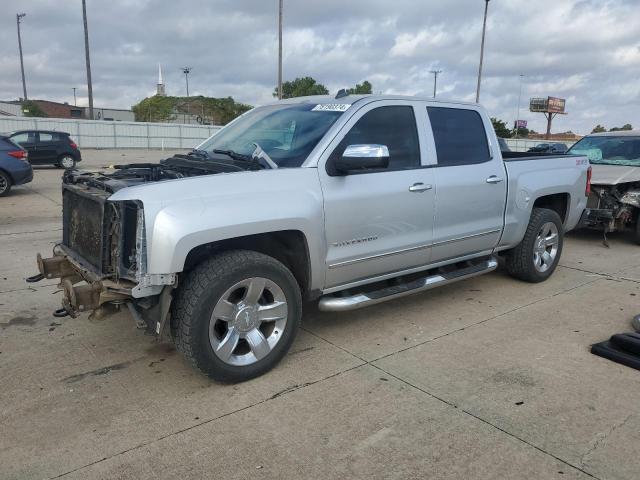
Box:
left=0, top=171, right=12, bottom=197
left=172, top=250, right=302, bottom=382
left=506, top=208, right=564, bottom=283
left=57, top=155, right=76, bottom=169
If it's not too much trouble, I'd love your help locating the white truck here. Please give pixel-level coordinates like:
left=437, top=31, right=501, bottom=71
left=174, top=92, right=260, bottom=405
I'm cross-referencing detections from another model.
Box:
left=30, top=94, right=590, bottom=381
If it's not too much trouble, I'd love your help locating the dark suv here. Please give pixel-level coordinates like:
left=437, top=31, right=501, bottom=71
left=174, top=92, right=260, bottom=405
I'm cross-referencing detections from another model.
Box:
left=7, top=130, right=81, bottom=168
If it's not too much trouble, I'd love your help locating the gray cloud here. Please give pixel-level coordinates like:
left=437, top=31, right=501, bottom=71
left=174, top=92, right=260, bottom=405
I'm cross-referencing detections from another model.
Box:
left=1, top=0, right=638, bottom=134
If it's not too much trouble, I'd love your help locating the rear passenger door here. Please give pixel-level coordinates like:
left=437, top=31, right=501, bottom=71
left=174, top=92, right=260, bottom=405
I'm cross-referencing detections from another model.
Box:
left=36, top=132, right=59, bottom=163
left=427, top=106, right=507, bottom=263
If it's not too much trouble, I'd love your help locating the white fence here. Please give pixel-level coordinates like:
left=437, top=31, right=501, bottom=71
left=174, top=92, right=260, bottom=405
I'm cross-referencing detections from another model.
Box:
left=0, top=116, right=222, bottom=149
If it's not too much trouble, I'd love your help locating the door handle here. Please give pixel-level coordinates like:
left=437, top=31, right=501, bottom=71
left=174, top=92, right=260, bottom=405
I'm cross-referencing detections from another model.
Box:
left=486, top=176, right=503, bottom=184
left=409, top=183, right=432, bottom=193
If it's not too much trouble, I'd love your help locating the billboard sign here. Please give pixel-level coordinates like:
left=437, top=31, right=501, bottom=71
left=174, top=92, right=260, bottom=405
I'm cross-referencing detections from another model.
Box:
left=529, top=97, right=566, bottom=113
left=515, top=120, right=528, bottom=129
left=547, top=97, right=566, bottom=113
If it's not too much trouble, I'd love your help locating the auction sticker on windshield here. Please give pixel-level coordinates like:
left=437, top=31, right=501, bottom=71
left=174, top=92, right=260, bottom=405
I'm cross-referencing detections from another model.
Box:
left=312, top=104, right=351, bottom=112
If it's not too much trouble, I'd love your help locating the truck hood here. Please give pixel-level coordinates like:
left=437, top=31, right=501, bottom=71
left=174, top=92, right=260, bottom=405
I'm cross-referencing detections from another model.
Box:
left=591, top=164, right=640, bottom=185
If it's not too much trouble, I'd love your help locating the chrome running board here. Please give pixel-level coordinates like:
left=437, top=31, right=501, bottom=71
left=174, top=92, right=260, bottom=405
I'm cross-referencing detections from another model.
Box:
left=318, top=257, right=498, bottom=312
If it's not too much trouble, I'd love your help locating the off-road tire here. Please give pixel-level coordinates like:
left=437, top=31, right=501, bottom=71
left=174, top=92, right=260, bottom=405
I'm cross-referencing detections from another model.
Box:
left=171, top=250, right=302, bottom=382
left=506, top=208, right=564, bottom=283
left=0, top=171, right=12, bottom=197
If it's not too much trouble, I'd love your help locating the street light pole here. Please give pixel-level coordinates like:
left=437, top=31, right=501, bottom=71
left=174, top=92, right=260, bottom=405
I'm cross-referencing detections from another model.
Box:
left=515, top=74, right=524, bottom=139
left=277, top=0, right=283, bottom=99
left=181, top=67, right=192, bottom=97
left=430, top=70, right=442, bottom=98
left=82, top=0, right=94, bottom=120
left=181, top=67, right=192, bottom=123
left=16, top=13, right=28, bottom=101
left=72, top=87, right=77, bottom=106
left=475, top=0, right=490, bottom=103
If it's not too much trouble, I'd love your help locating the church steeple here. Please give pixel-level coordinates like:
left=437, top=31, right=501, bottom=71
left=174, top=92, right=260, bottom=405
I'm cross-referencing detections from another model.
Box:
left=156, top=63, right=166, bottom=96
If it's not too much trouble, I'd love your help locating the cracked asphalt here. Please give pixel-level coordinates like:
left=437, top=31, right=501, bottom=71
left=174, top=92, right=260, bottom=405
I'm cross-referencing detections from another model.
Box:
left=1, top=149, right=639, bottom=480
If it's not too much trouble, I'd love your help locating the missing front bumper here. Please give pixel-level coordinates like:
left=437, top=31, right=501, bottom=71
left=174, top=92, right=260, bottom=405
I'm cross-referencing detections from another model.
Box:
left=31, top=252, right=133, bottom=318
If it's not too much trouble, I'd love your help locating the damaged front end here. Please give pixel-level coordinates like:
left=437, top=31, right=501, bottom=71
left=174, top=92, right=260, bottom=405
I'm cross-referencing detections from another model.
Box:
left=28, top=169, right=176, bottom=334
left=584, top=183, right=640, bottom=234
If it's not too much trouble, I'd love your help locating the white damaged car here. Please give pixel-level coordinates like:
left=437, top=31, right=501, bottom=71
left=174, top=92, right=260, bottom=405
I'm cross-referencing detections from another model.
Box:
left=569, top=131, right=640, bottom=243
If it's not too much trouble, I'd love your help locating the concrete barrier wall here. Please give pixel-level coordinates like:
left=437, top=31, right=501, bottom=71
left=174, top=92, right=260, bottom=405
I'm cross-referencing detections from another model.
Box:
left=0, top=116, right=222, bottom=149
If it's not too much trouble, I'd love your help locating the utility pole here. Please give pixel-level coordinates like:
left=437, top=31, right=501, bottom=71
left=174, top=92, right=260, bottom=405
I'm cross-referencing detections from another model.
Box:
left=16, top=13, right=27, bottom=101
left=277, top=0, right=283, bottom=99
left=72, top=87, right=77, bottom=106
left=475, top=0, right=490, bottom=103
left=514, top=74, right=524, bottom=138
left=82, top=0, right=94, bottom=120
left=430, top=69, right=442, bottom=98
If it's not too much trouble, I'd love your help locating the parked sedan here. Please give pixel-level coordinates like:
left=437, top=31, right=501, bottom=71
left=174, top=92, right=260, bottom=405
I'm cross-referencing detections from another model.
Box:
left=7, top=130, right=81, bottom=168
left=527, top=142, right=568, bottom=154
left=0, top=135, right=33, bottom=196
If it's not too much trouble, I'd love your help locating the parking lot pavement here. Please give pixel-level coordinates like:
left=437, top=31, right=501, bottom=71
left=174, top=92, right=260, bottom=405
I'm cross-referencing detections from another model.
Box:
left=1, top=149, right=639, bottom=479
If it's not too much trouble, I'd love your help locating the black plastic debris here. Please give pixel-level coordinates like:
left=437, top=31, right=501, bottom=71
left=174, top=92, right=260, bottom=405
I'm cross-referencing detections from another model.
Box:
left=591, top=332, right=640, bottom=370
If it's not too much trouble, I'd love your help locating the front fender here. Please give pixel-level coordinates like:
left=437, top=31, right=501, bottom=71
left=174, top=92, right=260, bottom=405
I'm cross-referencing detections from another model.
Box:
left=109, top=168, right=326, bottom=290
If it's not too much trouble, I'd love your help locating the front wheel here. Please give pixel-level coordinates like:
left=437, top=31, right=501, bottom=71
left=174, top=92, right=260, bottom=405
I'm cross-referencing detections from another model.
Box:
left=171, top=250, right=302, bottom=382
left=506, top=208, right=564, bottom=283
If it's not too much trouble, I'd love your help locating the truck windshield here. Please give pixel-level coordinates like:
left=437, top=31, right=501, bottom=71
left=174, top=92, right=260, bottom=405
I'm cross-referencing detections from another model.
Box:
left=568, top=136, right=640, bottom=166
left=197, top=103, right=346, bottom=168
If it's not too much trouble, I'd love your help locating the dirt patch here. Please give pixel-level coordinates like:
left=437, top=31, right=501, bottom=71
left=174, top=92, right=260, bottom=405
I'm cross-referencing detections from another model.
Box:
left=0, top=314, right=37, bottom=329
left=145, top=342, right=177, bottom=356
left=62, top=358, right=144, bottom=384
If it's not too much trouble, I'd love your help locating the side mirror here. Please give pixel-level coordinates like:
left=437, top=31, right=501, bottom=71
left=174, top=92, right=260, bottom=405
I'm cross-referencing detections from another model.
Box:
left=334, top=144, right=390, bottom=173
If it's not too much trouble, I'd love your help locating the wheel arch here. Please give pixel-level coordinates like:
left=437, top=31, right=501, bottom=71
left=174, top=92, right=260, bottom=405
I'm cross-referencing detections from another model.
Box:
left=182, top=230, right=313, bottom=298
left=532, top=192, right=570, bottom=226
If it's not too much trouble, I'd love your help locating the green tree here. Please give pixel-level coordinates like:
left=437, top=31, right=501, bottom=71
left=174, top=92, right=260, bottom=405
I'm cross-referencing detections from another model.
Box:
left=591, top=124, right=607, bottom=133
left=610, top=124, right=633, bottom=132
left=131, top=95, right=252, bottom=124
left=347, top=80, right=373, bottom=94
left=21, top=100, right=47, bottom=117
left=273, top=77, right=329, bottom=99
left=491, top=117, right=512, bottom=138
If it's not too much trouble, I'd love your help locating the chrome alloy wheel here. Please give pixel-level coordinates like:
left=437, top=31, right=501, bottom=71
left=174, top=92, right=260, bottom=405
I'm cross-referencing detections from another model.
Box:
left=209, top=277, right=288, bottom=366
left=60, top=156, right=75, bottom=169
left=533, top=222, right=559, bottom=273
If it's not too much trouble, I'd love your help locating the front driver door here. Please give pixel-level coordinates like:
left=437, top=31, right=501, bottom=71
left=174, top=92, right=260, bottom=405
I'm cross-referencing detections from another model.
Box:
left=319, top=101, right=436, bottom=290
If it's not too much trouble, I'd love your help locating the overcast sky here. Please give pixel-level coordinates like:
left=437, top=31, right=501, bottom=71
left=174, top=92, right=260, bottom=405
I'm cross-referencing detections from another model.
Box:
left=1, top=0, right=638, bottom=134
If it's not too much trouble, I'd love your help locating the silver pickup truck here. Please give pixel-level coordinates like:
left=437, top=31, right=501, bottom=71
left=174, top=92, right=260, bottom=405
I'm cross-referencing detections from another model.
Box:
left=31, top=94, right=590, bottom=381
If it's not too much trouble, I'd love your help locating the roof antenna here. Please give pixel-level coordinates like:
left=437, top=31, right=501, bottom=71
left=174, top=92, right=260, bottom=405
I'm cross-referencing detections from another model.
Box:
left=335, top=89, right=348, bottom=99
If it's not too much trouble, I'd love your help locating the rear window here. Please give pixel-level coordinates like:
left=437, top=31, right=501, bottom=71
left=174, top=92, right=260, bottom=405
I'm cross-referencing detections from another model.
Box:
left=0, top=137, right=23, bottom=150
left=428, top=107, right=490, bottom=166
